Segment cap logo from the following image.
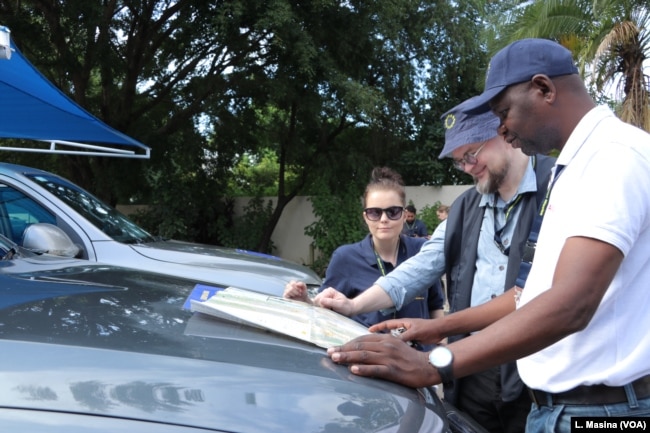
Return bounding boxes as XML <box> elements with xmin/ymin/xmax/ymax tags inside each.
<box><xmin>444</xmin><ymin>113</ymin><xmax>456</xmax><ymax>129</ymax></box>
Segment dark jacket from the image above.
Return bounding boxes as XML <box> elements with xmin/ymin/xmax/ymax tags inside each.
<box><xmin>402</xmin><ymin>219</ymin><xmax>428</xmax><ymax>238</ymax></box>
<box><xmin>443</xmin><ymin>154</ymin><xmax>556</xmax><ymax>403</ymax></box>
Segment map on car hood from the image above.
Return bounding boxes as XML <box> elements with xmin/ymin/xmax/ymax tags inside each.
<box><xmin>190</xmin><ymin>287</ymin><xmax>369</xmax><ymax>349</ymax></box>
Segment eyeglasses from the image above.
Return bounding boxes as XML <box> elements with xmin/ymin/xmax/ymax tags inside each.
<box><xmin>452</xmin><ymin>141</ymin><xmax>488</xmax><ymax>171</ymax></box>
<box><xmin>364</xmin><ymin>206</ymin><xmax>404</xmax><ymax>221</ymax></box>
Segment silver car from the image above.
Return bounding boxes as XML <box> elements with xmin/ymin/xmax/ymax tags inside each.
<box><xmin>0</xmin><ymin>162</ymin><xmax>321</xmax><ymax>296</ymax></box>
<box><xmin>0</xmin><ymin>235</ymin><xmax>484</xmax><ymax>433</ymax></box>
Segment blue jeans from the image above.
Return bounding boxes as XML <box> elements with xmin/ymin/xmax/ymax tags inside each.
<box><xmin>526</xmin><ymin>392</ymin><xmax>650</xmax><ymax>433</ymax></box>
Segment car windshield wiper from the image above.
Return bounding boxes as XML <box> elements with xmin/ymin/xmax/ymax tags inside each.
<box><xmin>122</xmin><ymin>235</ymin><xmax>161</xmax><ymax>245</ymax></box>
<box><xmin>124</xmin><ymin>235</ymin><xmax>167</xmax><ymax>244</ymax></box>
<box><xmin>1</xmin><ymin>247</ymin><xmax>17</xmax><ymax>260</ymax></box>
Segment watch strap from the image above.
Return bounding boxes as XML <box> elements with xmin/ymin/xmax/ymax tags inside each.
<box><xmin>436</xmin><ymin>363</ymin><xmax>454</xmax><ymax>386</ymax></box>
<box><xmin>428</xmin><ymin>346</ymin><xmax>454</xmax><ymax>387</ymax></box>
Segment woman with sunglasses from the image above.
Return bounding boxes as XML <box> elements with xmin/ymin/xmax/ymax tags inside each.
<box><xmin>284</xmin><ymin>167</ymin><xmax>444</xmax><ymax>330</ymax></box>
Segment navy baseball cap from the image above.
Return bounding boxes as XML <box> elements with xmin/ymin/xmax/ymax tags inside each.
<box><xmin>462</xmin><ymin>38</ymin><xmax>579</xmax><ymax>114</ymax></box>
<box><xmin>438</xmin><ymin>96</ymin><xmax>500</xmax><ymax>159</ymax></box>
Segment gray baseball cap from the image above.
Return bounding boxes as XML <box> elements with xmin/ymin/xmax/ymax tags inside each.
<box><xmin>438</xmin><ymin>96</ymin><xmax>500</xmax><ymax>159</ymax></box>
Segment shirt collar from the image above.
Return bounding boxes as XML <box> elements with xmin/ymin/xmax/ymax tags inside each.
<box><xmin>556</xmin><ymin>105</ymin><xmax>614</xmax><ymax>169</ymax></box>
<box><xmin>360</xmin><ymin>234</ymin><xmax>377</xmax><ymax>266</ymax></box>
<box><xmin>362</xmin><ymin>234</ymin><xmax>408</xmax><ymax>267</ymax></box>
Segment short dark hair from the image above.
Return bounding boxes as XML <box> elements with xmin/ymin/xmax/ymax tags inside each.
<box><xmin>405</xmin><ymin>204</ymin><xmax>416</xmax><ymax>213</ymax></box>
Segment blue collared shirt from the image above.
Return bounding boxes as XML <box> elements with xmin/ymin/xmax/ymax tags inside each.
<box><xmin>320</xmin><ymin>234</ymin><xmax>443</xmax><ymax>327</ymax></box>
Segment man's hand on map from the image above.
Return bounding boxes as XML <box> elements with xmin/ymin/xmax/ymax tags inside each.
<box><xmin>369</xmin><ymin>318</ymin><xmax>445</xmax><ymax>346</ymax></box>
<box><xmin>283</xmin><ymin>280</ymin><xmax>312</xmax><ymax>304</ymax></box>
<box><xmin>326</xmin><ymin>333</ymin><xmax>437</xmax><ymax>388</ymax></box>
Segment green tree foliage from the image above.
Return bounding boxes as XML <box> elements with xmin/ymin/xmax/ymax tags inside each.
<box><xmin>394</xmin><ymin>2</ymin><xmax>491</xmax><ymax>186</ymax></box>
<box><xmin>304</xmin><ymin>178</ymin><xmax>368</xmax><ymax>276</ymax></box>
<box><xmin>215</xmin><ymin>195</ymin><xmax>277</xmax><ymax>253</ymax></box>
<box><xmin>207</xmin><ymin>1</ymin><xmax>488</xmax><ymax>251</ymax></box>
<box><xmin>407</xmin><ymin>199</ymin><xmax>444</xmax><ymax>235</ymax></box>
<box><xmin>228</xmin><ymin>149</ymin><xmax>287</xmax><ymax>197</ymax></box>
<box><xmin>0</xmin><ymin>0</ymin><xmax>487</xmax><ymax>252</ymax></box>
<box><xmin>0</xmin><ymin>0</ymin><xmax>254</xmax><ymax>213</ymax></box>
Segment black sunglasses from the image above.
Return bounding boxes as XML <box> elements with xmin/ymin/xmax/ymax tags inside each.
<box><xmin>364</xmin><ymin>206</ymin><xmax>404</xmax><ymax>221</ymax></box>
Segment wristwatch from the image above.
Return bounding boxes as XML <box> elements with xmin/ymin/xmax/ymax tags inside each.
<box><xmin>428</xmin><ymin>346</ymin><xmax>454</xmax><ymax>386</ymax></box>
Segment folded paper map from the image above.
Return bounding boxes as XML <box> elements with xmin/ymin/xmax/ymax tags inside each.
<box><xmin>190</xmin><ymin>287</ymin><xmax>370</xmax><ymax>349</ymax></box>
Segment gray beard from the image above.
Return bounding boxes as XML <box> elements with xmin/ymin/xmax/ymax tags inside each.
<box><xmin>474</xmin><ymin>160</ymin><xmax>509</xmax><ymax>195</ymax></box>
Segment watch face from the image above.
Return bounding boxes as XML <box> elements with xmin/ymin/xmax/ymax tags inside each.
<box><xmin>429</xmin><ymin>346</ymin><xmax>453</xmax><ymax>367</ymax></box>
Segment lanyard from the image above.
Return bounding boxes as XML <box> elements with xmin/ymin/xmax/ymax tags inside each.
<box><xmin>374</xmin><ymin>249</ymin><xmax>388</xmax><ymax>276</ymax></box>
<box><xmin>493</xmin><ymin>155</ymin><xmax>536</xmax><ymax>256</ymax></box>
<box><xmin>372</xmin><ymin>237</ymin><xmax>400</xmax><ymax>276</ymax></box>
<box><xmin>373</xmin><ymin>241</ymin><xmax>400</xmax><ymax>318</ymax></box>
<box><xmin>515</xmin><ymin>163</ymin><xmax>566</xmax><ymax>289</ymax></box>
<box><xmin>493</xmin><ymin>194</ymin><xmax>523</xmax><ymax>256</ymax></box>
<box><xmin>528</xmin><ymin>164</ymin><xmax>566</xmax><ymax>244</ymax></box>
<box><xmin>373</xmin><ymin>244</ymin><xmax>398</xmax><ymax>276</ymax></box>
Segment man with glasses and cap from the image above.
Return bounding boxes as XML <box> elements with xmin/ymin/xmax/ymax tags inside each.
<box><xmin>313</xmin><ymin>96</ymin><xmax>555</xmax><ymax>433</ymax></box>
<box><xmin>325</xmin><ymin>38</ymin><xmax>650</xmax><ymax>432</ymax></box>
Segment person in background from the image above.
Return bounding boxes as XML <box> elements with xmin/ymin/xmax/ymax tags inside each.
<box><xmin>436</xmin><ymin>204</ymin><xmax>449</xmax><ymax>222</ymax></box>
<box><xmin>402</xmin><ymin>204</ymin><xmax>428</xmax><ymax>238</ymax></box>
<box><xmin>284</xmin><ymin>167</ymin><xmax>444</xmax><ymax>329</ymax></box>
<box><xmin>325</xmin><ymin>38</ymin><xmax>650</xmax><ymax>433</ymax></box>
<box><xmin>313</xmin><ymin>96</ymin><xmax>556</xmax><ymax>433</ymax></box>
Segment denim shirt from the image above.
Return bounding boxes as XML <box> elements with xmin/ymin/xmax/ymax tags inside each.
<box><xmin>471</xmin><ymin>167</ymin><xmax>537</xmax><ymax>305</ymax></box>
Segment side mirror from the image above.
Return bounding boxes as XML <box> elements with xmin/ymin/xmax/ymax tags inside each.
<box><xmin>22</xmin><ymin>223</ymin><xmax>81</xmax><ymax>258</ymax></box>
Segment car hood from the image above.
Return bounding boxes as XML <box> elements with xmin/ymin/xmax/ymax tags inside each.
<box><xmin>131</xmin><ymin>239</ymin><xmax>321</xmax><ymax>286</ymax></box>
<box><xmin>0</xmin><ymin>265</ymin><xmax>449</xmax><ymax>433</ymax></box>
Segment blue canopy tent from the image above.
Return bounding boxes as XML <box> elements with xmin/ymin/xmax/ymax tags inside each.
<box><xmin>0</xmin><ymin>27</ymin><xmax>150</xmax><ymax>159</ymax></box>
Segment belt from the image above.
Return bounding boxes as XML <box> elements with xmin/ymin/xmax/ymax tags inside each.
<box><xmin>528</xmin><ymin>375</ymin><xmax>650</xmax><ymax>406</ymax></box>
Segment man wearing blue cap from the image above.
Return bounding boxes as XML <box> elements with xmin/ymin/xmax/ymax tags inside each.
<box><xmin>326</xmin><ymin>38</ymin><xmax>650</xmax><ymax>432</ymax></box>
<box><xmin>314</xmin><ymin>95</ymin><xmax>555</xmax><ymax>432</ymax></box>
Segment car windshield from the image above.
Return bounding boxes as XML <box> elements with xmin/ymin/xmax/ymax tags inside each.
<box><xmin>27</xmin><ymin>174</ymin><xmax>157</xmax><ymax>244</ymax></box>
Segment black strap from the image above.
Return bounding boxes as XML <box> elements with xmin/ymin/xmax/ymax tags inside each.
<box><xmin>515</xmin><ymin>164</ymin><xmax>565</xmax><ymax>288</ymax></box>
<box><xmin>493</xmin><ymin>194</ymin><xmax>523</xmax><ymax>256</ymax></box>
